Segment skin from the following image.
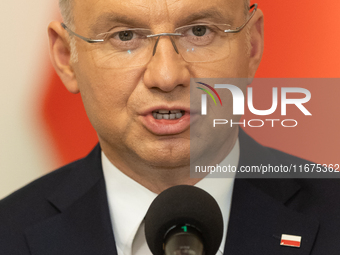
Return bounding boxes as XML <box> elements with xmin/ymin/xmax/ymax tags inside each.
<box><xmin>48</xmin><ymin>0</ymin><xmax>263</xmax><ymax>194</ymax></box>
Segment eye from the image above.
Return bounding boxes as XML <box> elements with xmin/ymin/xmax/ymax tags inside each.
<box><xmin>104</xmin><ymin>29</ymin><xmax>150</xmax><ymax>51</ymax></box>
<box><xmin>178</xmin><ymin>24</ymin><xmax>216</xmax><ymax>46</ymax></box>
<box><xmin>191</xmin><ymin>26</ymin><xmax>207</xmax><ymax>37</ymax></box>
<box><xmin>118</xmin><ymin>31</ymin><xmax>134</xmax><ymax>41</ymax></box>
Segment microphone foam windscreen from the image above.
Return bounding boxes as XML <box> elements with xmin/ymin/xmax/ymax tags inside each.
<box><xmin>145</xmin><ymin>185</ymin><xmax>223</xmax><ymax>255</ymax></box>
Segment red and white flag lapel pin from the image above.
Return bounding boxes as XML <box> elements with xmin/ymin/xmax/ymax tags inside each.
<box><xmin>280</xmin><ymin>234</ymin><xmax>302</xmax><ymax>248</ymax></box>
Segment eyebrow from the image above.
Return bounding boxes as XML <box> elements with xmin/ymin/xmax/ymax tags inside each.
<box><xmin>89</xmin><ymin>8</ymin><xmax>233</xmax><ymax>35</ymax></box>
<box><xmin>90</xmin><ymin>12</ymin><xmax>149</xmax><ymax>34</ymax></box>
<box><xmin>176</xmin><ymin>8</ymin><xmax>233</xmax><ymax>27</ymax></box>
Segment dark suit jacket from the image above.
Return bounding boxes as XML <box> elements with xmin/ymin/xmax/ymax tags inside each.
<box><xmin>1</xmin><ymin>129</ymin><xmax>340</xmax><ymax>255</ymax></box>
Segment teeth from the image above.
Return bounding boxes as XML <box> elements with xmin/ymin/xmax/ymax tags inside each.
<box><xmin>152</xmin><ymin>109</ymin><xmax>185</xmax><ymax>120</ymax></box>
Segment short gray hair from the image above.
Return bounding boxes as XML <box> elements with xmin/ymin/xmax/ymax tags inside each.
<box><xmin>59</xmin><ymin>0</ymin><xmax>78</xmax><ymax>62</ymax></box>
<box><xmin>59</xmin><ymin>0</ymin><xmax>74</xmax><ymax>29</ymax></box>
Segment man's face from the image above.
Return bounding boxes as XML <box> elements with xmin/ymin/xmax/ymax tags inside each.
<box><xmin>70</xmin><ymin>0</ymin><xmax>255</xmax><ymax>169</ymax></box>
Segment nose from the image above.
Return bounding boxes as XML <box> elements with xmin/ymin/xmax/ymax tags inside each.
<box><xmin>143</xmin><ymin>36</ymin><xmax>190</xmax><ymax>92</ymax></box>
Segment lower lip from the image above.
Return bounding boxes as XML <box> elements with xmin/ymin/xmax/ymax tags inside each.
<box><xmin>139</xmin><ymin>113</ymin><xmax>191</xmax><ymax>135</ymax></box>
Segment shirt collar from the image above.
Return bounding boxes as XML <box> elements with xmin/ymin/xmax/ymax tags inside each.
<box><xmin>102</xmin><ymin>139</ymin><xmax>239</xmax><ymax>255</ymax></box>
<box><xmin>195</xmin><ymin>138</ymin><xmax>239</xmax><ymax>253</ymax></box>
<box><xmin>102</xmin><ymin>154</ymin><xmax>157</xmax><ymax>255</ymax></box>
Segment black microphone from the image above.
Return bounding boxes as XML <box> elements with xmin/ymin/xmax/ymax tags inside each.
<box><xmin>145</xmin><ymin>185</ymin><xmax>223</xmax><ymax>255</ymax></box>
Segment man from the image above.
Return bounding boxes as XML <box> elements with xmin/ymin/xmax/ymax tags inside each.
<box><xmin>1</xmin><ymin>0</ymin><xmax>340</xmax><ymax>254</ymax></box>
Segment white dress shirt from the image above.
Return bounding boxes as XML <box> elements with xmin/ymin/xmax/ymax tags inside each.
<box><xmin>102</xmin><ymin>139</ymin><xmax>239</xmax><ymax>255</ymax></box>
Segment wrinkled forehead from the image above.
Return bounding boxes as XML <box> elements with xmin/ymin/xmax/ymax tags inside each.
<box><xmin>72</xmin><ymin>0</ymin><xmax>244</xmax><ymax>33</ymax></box>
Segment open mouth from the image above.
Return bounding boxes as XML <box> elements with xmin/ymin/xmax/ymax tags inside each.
<box><xmin>140</xmin><ymin>108</ymin><xmax>191</xmax><ymax>135</ymax></box>
<box><xmin>152</xmin><ymin>110</ymin><xmax>186</xmax><ymax>120</ymax></box>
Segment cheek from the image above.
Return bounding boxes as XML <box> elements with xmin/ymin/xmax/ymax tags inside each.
<box><xmin>188</xmin><ymin>46</ymin><xmax>249</xmax><ymax>78</ymax></box>
<box><xmin>74</xmin><ymin>58</ymin><xmax>143</xmax><ymax>136</ymax></box>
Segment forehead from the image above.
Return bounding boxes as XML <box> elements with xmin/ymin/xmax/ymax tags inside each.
<box><xmin>73</xmin><ymin>0</ymin><xmax>243</xmax><ymax>31</ymax></box>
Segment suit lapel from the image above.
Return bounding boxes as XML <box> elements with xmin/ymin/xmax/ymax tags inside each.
<box><xmin>224</xmin><ymin>179</ymin><xmax>319</xmax><ymax>255</ymax></box>
<box><xmin>23</xmin><ymin>130</ymin><xmax>320</xmax><ymax>255</ymax></box>
<box><xmin>25</xmin><ymin>145</ymin><xmax>118</xmax><ymax>255</ymax></box>
<box><xmin>223</xmin><ymin>129</ymin><xmax>320</xmax><ymax>255</ymax></box>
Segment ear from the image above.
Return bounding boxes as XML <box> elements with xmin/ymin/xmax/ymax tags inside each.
<box><xmin>248</xmin><ymin>8</ymin><xmax>264</xmax><ymax>79</ymax></box>
<box><xmin>48</xmin><ymin>21</ymin><xmax>79</xmax><ymax>94</ymax></box>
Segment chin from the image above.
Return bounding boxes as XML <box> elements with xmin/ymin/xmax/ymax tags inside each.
<box><xmin>148</xmin><ymin>158</ymin><xmax>190</xmax><ymax>169</ymax></box>
<box><xmin>140</xmin><ymin>149</ymin><xmax>191</xmax><ymax>169</ymax></box>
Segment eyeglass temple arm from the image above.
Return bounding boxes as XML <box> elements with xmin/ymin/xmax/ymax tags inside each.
<box><xmin>224</xmin><ymin>3</ymin><xmax>258</xmax><ymax>33</ymax></box>
<box><xmin>61</xmin><ymin>23</ymin><xmax>104</xmax><ymax>43</ymax></box>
